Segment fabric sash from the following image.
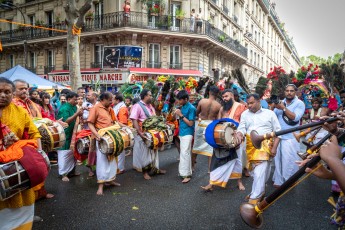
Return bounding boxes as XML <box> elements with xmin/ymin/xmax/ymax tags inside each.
<box><xmin>228</xmin><ymin>102</ymin><xmax>240</xmax><ymax>120</ymax></box>
<box><xmin>245</xmin><ymin>134</ymin><xmax>272</xmax><ymax>170</ymax></box>
<box><xmin>204</xmin><ymin>118</ymin><xmax>239</xmax><ymax>148</ymax></box>
<box><xmin>138</xmin><ymin>102</ymin><xmax>151</xmax><ymax>118</ymax></box>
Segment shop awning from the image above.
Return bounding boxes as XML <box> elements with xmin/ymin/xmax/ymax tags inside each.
<box><xmin>129</xmin><ymin>67</ymin><xmax>202</xmax><ymax>77</ymax></box>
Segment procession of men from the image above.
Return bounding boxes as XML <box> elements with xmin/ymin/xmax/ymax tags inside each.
<box><xmin>1</xmin><ymin>76</ymin><xmax>345</xmax><ymax>229</ymax></box>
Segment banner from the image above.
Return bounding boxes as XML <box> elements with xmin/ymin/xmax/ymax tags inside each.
<box><xmin>103</xmin><ymin>46</ymin><xmax>143</xmax><ymax>68</ymax></box>
<box><xmin>49</xmin><ymin>72</ymin><xmax>129</xmax><ymax>85</ymax></box>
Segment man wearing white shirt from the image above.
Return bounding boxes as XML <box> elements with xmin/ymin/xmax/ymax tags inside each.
<box><xmin>236</xmin><ymin>94</ymin><xmax>281</xmax><ymax>204</ymax></box>
<box><xmin>272</xmin><ymin>84</ymin><xmax>305</xmax><ymax>187</ymax></box>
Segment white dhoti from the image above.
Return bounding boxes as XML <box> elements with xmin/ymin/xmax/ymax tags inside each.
<box><xmin>96</xmin><ymin>142</ymin><xmax>117</xmax><ymax>183</ymax></box>
<box><xmin>249</xmin><ymin>161</ymin><xmax>271</xmax><ymax>199</ymax></box>
<box><xmin>133</xmin><ymin>135</ymin><xmax>159</xmax><ymax>172</ymax></box>
<box><xmin>273</xmin><ymin>138</ymin><xmax>300</xmax><ymax>186</ymax></box>
<box><xmin>58</xmin><ymin>150</ymin><xmax>76</xmax><ymax>176</ymax></box>
<box><xmin>192</xmin><ymin>120</ymin><xmax>213</xmax><ymax>157</ymax></box>
<box><xmin>117</xmin><ymin>151</ymin><xmax>126</xmax><ymax>172</ymax></box>
<box><xmin>0</xmin><ymin>204</ymin><xmax>34</xmax><ymax>230</ymax></box>
<box><xmin>179</xmin><ymin>135</ymin><xmax>193</xmax><ymax>178</ymax></box>
<box><xmin>209</xmin><ymin>145</ymin><xmax>243</xmax><ymax>188</ymax></box>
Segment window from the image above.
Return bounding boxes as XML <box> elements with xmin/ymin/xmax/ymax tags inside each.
<box><xmin>94</xmin><ymin>44</ymin><xmax>103</xmax><ymax>67</ymax></box>
<box><xmin>170</xmin><ymin>45</ymin><xmax>181</xmax><ymax>69</ymax></box>
<box><xmin>149</xmin><ymin>43</ymin><xmax>160</xmax><ymax>68</ymax></box>
<box><xmin>46</xmin><ymin>11</ymin><xmax>53</xmax><ymax>36</ymax></box>
<box><xmin>9</xmin><ymin>54</ymin><xmax>15</xmax><ymax>68</ymax></box>
<box><xmin>94</xmin><ymin>1</ymin><xmax>104</xmax><ymax>29</ymax></box>
<box><xmin>29</xmin><ymin>52</ymin><xmax>36</xmax><ymax>68</ymax></box>
<box><xmin>47</xmin><ymin>50</ymin><xmax>54</xmax><ymax>66</ymax></box>
<box><xmin>170</xmin><ymin>2</ymin><xmax>181</xmax><ymax>31</ymax></box>
<box><xmin>254</xmin><ymin>52</ymin><xmax>256</xmax><ymax>66</ymax></box>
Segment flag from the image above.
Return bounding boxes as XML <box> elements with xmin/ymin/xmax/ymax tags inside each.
<box><xmin>0</xmin><ymin>39</ymin><xmax>2</xmax><ymax>52</ymax></box>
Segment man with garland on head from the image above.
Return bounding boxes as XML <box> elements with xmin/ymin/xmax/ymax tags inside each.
<box><xmin>236</xmin><ymin>93</ymin><xmax>281</xmax><ymax>204</ymax></box>
<box><xmin>88</xmin><ymin>92</ymin><xmax>123</xmax><ymax>195</ymax></box>
<box><xmin>0</xmin><ymin>77</ymin><xmax>43</xmax><ymax>229</ymax></box>
<box><xmin>272</xmin><ymin>84</ymin><xmax>305</xmax><ymax>188</ymax></box>
<box><xmin>202</xmin><ymin>89</ymin><xmax>247</xmax><ymax>191</ymax></box>
<box><xmin>130</xmin><ymin>89</ymin><xmax>166</xmax><ymax>180</ymax></box>
<box><xmin>192</xmin><ymin>85</ymin><xmax>221</xmax><ymax>171</ymax></box>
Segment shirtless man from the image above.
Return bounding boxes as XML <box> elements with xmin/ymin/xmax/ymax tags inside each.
<box><xmin>192</xmin><ymin>86</ymin><xmax>221</xmax><ymax>171</ymax></box>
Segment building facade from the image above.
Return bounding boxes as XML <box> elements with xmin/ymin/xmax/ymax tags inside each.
<box><xmin>0</xmin><ymin>0</ymin><xmax>300</xmax><ymax>87</ymax></box>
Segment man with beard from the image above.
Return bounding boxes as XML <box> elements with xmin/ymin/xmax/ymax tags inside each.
<box><xmin>236</xmin><ymin>94</ymin><xmax>281</xmax><ymax>204</ymax></box>
<box><xmin>201</xmin><ymin>89</ymin><xmax>247</xmax><ymax>191</ymax></box>
<box><xmin>81</xmin><ymin>91</ymin><xmax>98</xmax><ymax>177</ymax></box>
<box><xmin>192</xmin><ymin>86</ymin><xmax>221</xmax><ymax>171</ymax></box>
<box><xmin>272</xmin><ymin>84</ymin><xmax>305</xmax><ymax>188</ymax></box>
<box><xmin>130</xmin><ymin>89</ymin><xmax>166</xmax><ymax>180</ymax></box>
<box><xmin>88</xmin><ymin>92</ymin><xmax>123</xmax><ymax>195</ymax></box>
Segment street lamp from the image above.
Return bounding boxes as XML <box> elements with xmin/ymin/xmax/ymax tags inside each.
<box><xmin>0</xmin><ymin>2</ymin><xmax>28</xmax><ymax>68</ymax></box>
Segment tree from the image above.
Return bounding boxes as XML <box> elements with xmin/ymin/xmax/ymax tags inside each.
<box><xmin>64</xmin><ymin>0</ymin><xmax>92</xmax><ymax>91</ymax></box>
<box><xmin>300</xmin><ymin>53</ymin><xmax>342</xmax><ymax>66</ymax></box>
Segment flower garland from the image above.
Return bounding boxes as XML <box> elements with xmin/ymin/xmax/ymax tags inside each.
<box><xmin>296</xmin><ymin>63</ymin><xmax>320</xmax><ymax>82</ymax></box>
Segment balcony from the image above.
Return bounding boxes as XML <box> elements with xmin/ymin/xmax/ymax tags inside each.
<box><xmin>211</xmin><ymin>0</ymin><xmax>218</xmax><ymax>4</ymax></box>
<box><xmin>169</xmin><ymin>63</ymin><xmax>183</xmax><ymax>69</ymax></box>
<box><xmin>1</xmin><ymin>11</ymin><xmax>247</xmax><ymax>59</ymax></box>
<box><xmin>91</xmin><ymin>62</ymin><xmax>102</xmax><ymax>68</ymax></box>
<box><xmin>62</xmin><ymin>64</ymin><xmax>69</xmax><ymax>70</ymax></box>
<box><xmin>27</xmin><ymin>66</ymin><xmax>36</xmax><ymax>74</ymax></box>
<box><xmin>146</xmin><ymin>62</ymin><xmax>162</xmax><ymax>68</ymax></box>
<box><xmin>44</xmin><ymin>65</ymin><xmax>55</xmax><ymax>74</ymax></box>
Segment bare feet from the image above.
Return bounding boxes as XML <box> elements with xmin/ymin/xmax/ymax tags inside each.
<box><xmin>182</xmin><ymin>178</ymin><xmax>191</xmax><ymax>183</ymax></box>
<box><xmin>117</xmin><ymin>170</ymin><xmax>125</xmax><ymax>175</ymax></box>
<box><xmin>46</xmin><ymin>193</ymin><xmax>54</xmax><ymax>199</ymax></box>
<box><xmin>125</xmin><ymin>150</ymin><xmax>132</xmax><ymax>156</ymax></box>
<box><xmin>105</xmin><ymin>181</ymin><xmax>121</xmax><ymax>186</ymax></box>
<box><xmin>88</xmin><ymin>171</ymin><xmax>95</xmax><ymax>177</ymax></box>
<box><xmin>158</xmin><ymin>169</ymin><xmax>166</xmax><ymax>174</ymax></box>
<box><xmin>237</xmin><ymin>180</ymin><xmax>245</xmax><ymax>191</ymax></box>
<box><xmin>201</xmin><ymin>184</ymin><xmax>213</xmax><ymax>192</ymax></box>
<box><xmin>96</xmin><ymin>184</ymin><xmax>104</xmax><ymax>195</ymax></box>
<box><xmin>62</xmin><ymin>176</ymin><xmax>69</xmax><ymax>182</ymax></box>
<box><xmin>244</xmin><ymin>168</ymin><xmax>250</xmax><ymax>177</ymax></box>
<box><xmin>143</xmin><ymin>173</ymin><xmax>151</xmax><ymax>180</ymax></box>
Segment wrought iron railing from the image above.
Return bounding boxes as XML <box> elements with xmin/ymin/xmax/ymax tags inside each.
<box><xmin>146</xmin><ymin>62</ymin><xmax>162</xmax><ymax>68</ymax></box>
<box><xmin>62</xmin><ymin>64</ymin><xmax>69</xmax><ymax>70</ymax></box>
<box><xmin>91</xmin><ymin>62</ymin><xmax>102</xmax><ymax>68</ymax></box>
<box><xmin>44</xmin><ymin>65</ymin><xmax>55</xmax><ymax>74</ymax></box>
<box><xmin>1</xmin><ymin>11</ymin><xmax>247</xmax><ymax>58</ymax></box>
<box><xmin>169</xmin><ymin>62</ymin><xmax>183</xmax><ymax>69</ymax></box>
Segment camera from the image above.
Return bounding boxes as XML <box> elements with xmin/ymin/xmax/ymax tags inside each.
<box><xmin>270</xmin><ymin>95</ymin><xmax>280</xmax><ymax>104</ymax></box>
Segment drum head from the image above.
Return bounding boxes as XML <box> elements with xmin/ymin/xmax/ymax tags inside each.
<box><xmin>99</xmin><ymin>137</ymin><xmax>112</xmax><ymax>155</ymax></box>
<box><xmin>224</xmin><ymin>125</ymin><xmax>235</xmax><ymax>146</ymax></box>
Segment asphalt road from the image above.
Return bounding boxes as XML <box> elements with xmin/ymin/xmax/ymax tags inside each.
<box><xmin>33</xmin><ymin>147</ymin><xmax>336</xmax><ymax>230</ymax></box>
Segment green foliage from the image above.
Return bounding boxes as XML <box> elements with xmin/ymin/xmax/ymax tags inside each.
<box><xmin>218</xmin><ymin>35</ymin><xmax>225</xmax><ymax>42</ymax></box>
<box><xmin>255</xmin><ymin>77</ymin><xmax>269</xmax><ymax>98</ymax></box>
<box><xmin>301</xmin><ymin>53</ymin><xmax>343</xmax><ymax>66</ymax></box>
<box><xmin>143</xmin><ymin>79</ymin><xmax>159</xmax><ymax>98</ymax></box>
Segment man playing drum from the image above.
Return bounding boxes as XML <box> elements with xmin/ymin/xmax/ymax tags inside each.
<box><xmin>236</xmin><ymin>94</ymin><xmax>281</xmax><ymax>205</ymax></box>
<box><xmin>0</xmin><ymin>77</ymin><xmax>43</xmax><ymax>229</ymax></box>
<box><xmin>113</xmin><ymin>93</ymin><xmax>129</xmax><ymax>174</ymax></box>
<box><xmin>192</xmin><ymin>86</ymin><xmax>221</xmax><ymax>171</ymax></box>
<box><xmin>130</xmin><ymin>89</ymin><xmax>166</xmax><ymax>180</ymax></box>
<box><xmin>202</xmin><ymin>89</ymin><xmax>247</xmax><ymax>191</ymax></box>
<box><xmin>57</xmin><ymin>92</ymin><xmax>83</xmax><ymax>182</ymax></box>
<box><xmin>88</xmin><ymin>92</ymin><xmax>122</xmax><ymax>195</ymax></box>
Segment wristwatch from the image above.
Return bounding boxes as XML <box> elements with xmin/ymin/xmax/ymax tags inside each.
<box><xmin>180</xmin><ymin>116</ymin><xmax>185</xmax><ymax>120</ymax></box>
<box><xmin>283</xmin><ymin>108</ymin><xmax>287</xmax><ymax>112</ymax></box>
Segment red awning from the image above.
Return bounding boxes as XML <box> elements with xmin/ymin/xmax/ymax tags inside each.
<box><xmin>49</xmin><ymin>68</ymin><xmax>102</xmax><ymax>74</ymax></box>
<box><xmin>129</xmin><ymin>67</ymin><xmax>202</xmax><ymax>77</ymax></box>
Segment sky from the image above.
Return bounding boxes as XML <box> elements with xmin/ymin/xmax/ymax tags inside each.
<box><xmin>274</xmin><ymin>0</ymin><xmax>345</xmax><ymax>58</ymax></box>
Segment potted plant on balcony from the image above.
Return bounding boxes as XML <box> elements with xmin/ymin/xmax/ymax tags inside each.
<box><xmin>175</xmin><ymin>9</ymin><xmax>185</xmax><ymax>20</ymax></box>
<box><xmin>218</xmin><ymin>35</ymin><xmax>225</xmax><ymax>42</ymax></box>
<box><xmin>55</xmin><ymin>13</ymin><xmax>62</xmax><ymax>25</ymax></box>
<box><xmin>35</xmin><ymin>19</ymin><xmax>45</xmax><ymax>27</ymax></box>
<box><xmin>85</xmin><ymin>11</ymin><xmax>94</xmax><ymax>20</ymax></box>
<box><xmin>149</xmin><ymin>3</ymin><xmax>160</xmax><ymax>16</ymax></box>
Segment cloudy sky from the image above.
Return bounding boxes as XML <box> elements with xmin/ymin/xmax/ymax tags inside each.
<box><xmin>274</xmin><ymin>0</ymin><xmax>345</xmax><ymax>58</ymax></box>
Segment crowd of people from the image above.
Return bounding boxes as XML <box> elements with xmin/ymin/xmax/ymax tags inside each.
<box><xmin>1</xmin><ymin>76</ymin><xmax>345</xmax><ymax>229</ymax></box>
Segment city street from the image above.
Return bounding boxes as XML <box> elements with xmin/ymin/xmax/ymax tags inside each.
<box><xmin>34</xmin><ymin>147</ymin><xmax>336</xmax><ymax>230</ymax></box>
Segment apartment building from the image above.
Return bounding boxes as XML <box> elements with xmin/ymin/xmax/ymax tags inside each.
<box><xmin>0</xmin><ymin>0</ymin><xmax>299</xmax><ymax>88</ymax></box>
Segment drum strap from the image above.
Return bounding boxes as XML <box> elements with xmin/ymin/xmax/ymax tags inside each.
<box><xmin>138</xmin><ymin>102</ymin><xmax>152</xmax><ymax>118</ymax></box>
